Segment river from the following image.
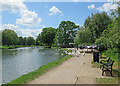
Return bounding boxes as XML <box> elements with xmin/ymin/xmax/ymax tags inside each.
<box><xmin>2</xmin><ymin>46</ymin><xmax>67</xmax><ymax>84</ymax></box>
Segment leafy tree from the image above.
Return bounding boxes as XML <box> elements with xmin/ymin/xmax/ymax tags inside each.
<box><xmin>36</xmin><ymin>34</ymin><xmax>42</xmax><ymax>45</ymax></box>
<box><xmin>95</xmin><ymin>6</ymin><xmax>120</xmax><ymax>50</ymax></box>
<box><xmin>74</xmin><ymin>37</ymin><xmax>79</xmax><ymax>50</ymax></box>
<box><xmin>26</xmin><ymin>37</ymin><xmax>35</xmax><ymax>46</ymax></box>
<box><xmin>23</xmin><ymin>37</ymin><xmax>27</xmax><ymax>45</ymax></box>
<box><xmin>0</xmin><ymin>31</ymin><xmax>2</xmax><ymax>45</ymax></box>
<box><xmin>18</xmin><ymin>36</ymin><xmax>24</xmax><ymax>45</ymax></box>
<box><xmin>56</xmin><ymin>21</ymin><xmax>78</xmax><ymax>44</ymax></box>
<box><xmin>41</xmin><ymin>27</ymin><xmax>56</xmax><ymax>48</ymax></box>
<box><xmin>2</xmin><ymin>29</ymin><xmax>19</xmax><ymax>45</ymax></box>
<box><xmin>84</xmin><ymin>12</ymin><xmax>112</xmax><ymax>40</ymax></box>
<box><xmin>84</xmin><ymin>16</ymin><xmax>91</xmax><ymax>28</ymax></box>
<box><xmin>76</xmin><ymin>29</ymin><xmax>94</xmax><ymax>45</ymax></box>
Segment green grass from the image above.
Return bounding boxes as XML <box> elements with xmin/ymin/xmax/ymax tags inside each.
<box><xmin>60</xmin><ymin>48</ymin><xmax>72</xmax><ymax>53</ymax></box>
<box><xmin>6</xmin><ymin>55</ymin><xmax>72</xmax><ymax>84</ymax></box>
<box><xmin>0</xmin><ymin>45</ymin><xmax>38</xmax><ymax>49</ymax></box>
<box><xmin>96</xmin><ymin>77</ymin><xmax>118</xmax><ymax>84</ymax></box>
<box><xmin>102</xmin><ymin>48</ymin><xmax>118</xmax><ymax>62</ymax></box>
<box><xmin>92</xmin><ymin>61</ymin><xmax>100</xmax><ymax>68</ymax></box>
<box><xmin>61</xmin><ymin>48</ymin><xmax>68</xmax><ymax>51</ymax></box>
<box><xmin>94</xmin><ymin>48</ymin><xmax>119</xmax><ymax>84</ymax></box>
<box><xmin>51</xmin><ymin>46</ymin><xmax>61</xmax><ymax>49</ymax></box>
<box><xmin>0</xmin><ymin>46</ymin><xmax>9</xmax><ymax>49</ymax></box>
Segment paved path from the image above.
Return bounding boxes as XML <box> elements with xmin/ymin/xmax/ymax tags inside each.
<box><xmin>28</xmin><ymin>53</ymin><xmax>106</xmax><ymax>84</ymax></box>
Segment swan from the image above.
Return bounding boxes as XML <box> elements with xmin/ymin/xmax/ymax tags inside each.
<box><xmin>82</xmin><ymin>52</ymin><xmax>85</xmax><ymax>56</ymax></box>
<box><xmin>61</xmin><ymin>53</ymin><xmax>64</xmax><ymax>55</ymax></box>
<box><xmin>42</xmin><ymin>53</ymin><xmax>45</xmax><ymax>55</ymax></box>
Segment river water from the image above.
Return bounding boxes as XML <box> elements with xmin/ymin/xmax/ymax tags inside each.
<box><xmin>2</xmin><ymin>47</ymin><xmax>67</xmax><ymax>84</ymax></box>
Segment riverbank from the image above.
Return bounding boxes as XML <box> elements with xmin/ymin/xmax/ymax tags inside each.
<box><xmin>6</xmin><ymin>48</ymin><xmax>72</xmax><ymax>84</ymax></box>
<box><xmin>0</xmin><ymin>45</ymin><xmax>39</xmax><ymax>49</ymax></box>
<box><xmin>28</xmin><ymin>52</ymin><xmax>107</xmax><ymax>84</ymax></box>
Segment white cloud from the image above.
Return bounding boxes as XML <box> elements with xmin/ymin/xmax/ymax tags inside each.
<box><xmin>16</xmin><ymin>10</ymin><xmax>41</xmax><ymax>27</ymax></box>
<box><xmin>2</xmin><ymin>24</ymin><xmax>42</xmax><ymax>38</ymax></box>
<box><xmin>0</xmin><ymin>0</ymin><xmax>27</xmax><ymax>13</ymax></box>
<box><xmin>96</xmin><ymin>3</ymin><xmax>118</xmax><ymax>12</ymax></box>
<box><xmin>39</xmin><ymin>25</ymin><xmax>46</xmax><ymax>28</ymax></box>
<box><xmin>0</xmin><ymin>0</ymin><xmax>42</xmax><ymax>27</ymax></box>
<box><xmin>107</xmin><ymin>0</ymin><xmax>120</xmax><ymax>2</ymax></box>
<box><xmin>72</xmin><ymin>0</ymin><xmax>79</xmax><ymax>2</ymax></box>
<box><xmin>49</xmin><ymin>6</ymin><xmax>63</xmax><ymax>16</ymax></box>
<box><xmin>87</xmin><ymin>0</ymin><xmax>92</xmax><ymax>1</ymax></box>
<box><xmin>88</xmin><ymin>4</ymin><xmax>95</xmax><ymax>9</ymax></box>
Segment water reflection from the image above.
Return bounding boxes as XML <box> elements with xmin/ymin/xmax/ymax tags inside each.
<box><xmin>2</xmin><ymin>47</ymin><xmax>66</xmax><ymax>84</ymax></box>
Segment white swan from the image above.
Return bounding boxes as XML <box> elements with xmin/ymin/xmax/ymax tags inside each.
<box><xmin>76</xmin><ymin>50</ymin><xmax>80</xmax><ymax>57</ymax></box>
<box><xmin>61</xmin><ymin>53</ymin><xmax>64</xmax><ymax>55</ymax></box>
<box><xmin>82</xmin><ymin>52</ymin><xmax>85</xmax><ymax>56</ymax></box>
<box><xmin>42</xmin><ymin>53</ymin><xmax>45</xmax><ymax>55</ymax></box>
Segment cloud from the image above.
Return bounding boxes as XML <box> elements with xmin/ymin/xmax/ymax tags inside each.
<box><xmin>107</xmin><ymin>0</ymin><xmax>120</xmax><ymax>2</ymax></box>
<box><xmin>0</xmin><ymin>0</ymin><xmax>42</xmax><ymax>27</ymax></box>
<box><xmin>16</xmin><ymin>10</ymin><xmax>42</xmax><ymax>27</ymax></box>
<box><xmin>49</xmin><ymin>6</ymin><xmax>63</xmax><ymax>16</ymax></box>
<box><xmin>0</xmin><ymin>0</ymin><xmax>27</xmax><ymax>13</ymax></box>
<box><xmin>88</xmin><ymin>4</ymin><xmax>95</xmax><ymax>9</ymax></box>
<box><xmin>2</xmin><ymin>24</ymin><xmax>42</xmax><ymax>38</ymax></box>
<box><xmin>72</xmin><ymin>0</ymin><xmax>79</xmax><ymax>2</ymax></box>
<box><xmin>96</xmin><ymin>3</ymin><xmax>118</xmax><ymax>12</ymax></box>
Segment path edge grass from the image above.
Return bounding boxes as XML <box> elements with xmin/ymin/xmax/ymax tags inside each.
<box><xmin>93</xmin><ymin>48</ymin><xmax>119</xmax><ymax>84</ymax></box>
<box><xmin>6</xmin><ymin>54</ymin><xmax>72</xmax><ymax>84</ymax></box>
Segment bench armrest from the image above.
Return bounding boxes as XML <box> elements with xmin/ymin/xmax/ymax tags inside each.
<box><xmin>100</xmin><ymin>60</ymin><xmax>107</xmax><ymax>63</ymax></box>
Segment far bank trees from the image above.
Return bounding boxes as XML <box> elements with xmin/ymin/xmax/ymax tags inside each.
<box><xmin>41</xmin><ymin>27</ymin><xmax>56</xmax><ymax>48</ymax></box>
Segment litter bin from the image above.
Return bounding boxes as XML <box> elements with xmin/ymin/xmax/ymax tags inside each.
<box><xmin>93</xmin><ymin>52</ymin><xmax>99</xmax><ymax>63</ymax></box>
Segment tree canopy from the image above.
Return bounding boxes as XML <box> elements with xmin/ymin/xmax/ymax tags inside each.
<box><xmin>41</xmin><ymin>27</ymin><xmax>56</xmax><ymax>48</ymax></box>
<box><xmin>75</xmin><ymin>12</ymin><xmax>112</xmax><ymax>46</ymax></box>
<box><xmin>2</xmin><ymin>29</ymin><xmax>19</xmax><ymax>45</ymax></box>
<box><xmin>56</xmin><ymin>21</ymin><xmax>78</xmax><ymax>44</ymax></box>
<box><xmin>95</xmin><ymin>7</ymin><xmax>120</xmax><ymax>51</ymax></box>
<box><xmin>26</xmin><ymin>37</ymin><xmax>35</xmax><ymax>45</ymax></box>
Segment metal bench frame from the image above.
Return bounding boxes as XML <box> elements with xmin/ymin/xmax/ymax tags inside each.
<box><xmin>100</xmin><ymin>58</ymin><xmax>114</xmax><ymax>76</ymax></box>
<box><xmin>100</xmin><ymin>57</ymin><xmax>110</xmax><ymax>69</ymax></box>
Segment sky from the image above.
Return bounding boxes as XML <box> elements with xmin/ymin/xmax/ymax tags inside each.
<box><xmin>0</xmin><ymin>0</ymin><xmax>119</xmax><ymax>38</ymax></box>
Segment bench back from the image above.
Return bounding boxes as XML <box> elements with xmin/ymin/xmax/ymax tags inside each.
<box><xmin>107</xmin><ymin>59</ymin><xmax>114</xmax><ymax>66</ymax></box>
<box><xmin>107</xmin><ymin>57</ymin><xmax>110</xmax><ymax>62</ymax></box>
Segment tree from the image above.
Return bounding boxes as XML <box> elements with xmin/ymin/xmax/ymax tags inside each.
<box><xmin>41</xmin><ymin>27</ymin><xmax>56</xmax><ymax>48</ymax></box>
<box><xmin>18</xmin><ymin>36</ymin><xmax>24</xmax><ymax>45</ymax></box>
<box><xmin>76</xmin><ymin>29</ymin><xmax>94</xmax><ymax>45</ymax></box>
<box><xmin>84</xmin><ymin>12</ymin><xmax>112</xmax><ymax>40</ymax></box>
<box><xmin>23</xmin><ymin>37</ymin><xmax>27</xmax><ymax>45</ymax></box>
<box><xmin>36</xmin><ymin>34</ymin><xmax>42</xmax><ymax>45</ymax></box>
<box><xmin>56</xmin><ymin>21</ymin><xmax>78</xmax><ymax>44</ymax></box>
<box><xmin>0</xmin><ymin>31</ymin><xmax>2</xmax><ymax>45</ymax></box>
<box><xmin>84</xmin><ymin>16</ymin><xmax>91</xmax><ymax>28</ymax></box>
<box><xmin>26</xmin><ymin>37</ymin><xmax>35</xmax><ymax>45</ymax></box>
<box><xmin>95</xmin><ymin>6</ymin><xmax>120</xmax><ymax>50</ymax></box>
<box><xmin>2</xmin><ymin>29</ymin><xmax>19</xmax><ymax>45</ymax></box>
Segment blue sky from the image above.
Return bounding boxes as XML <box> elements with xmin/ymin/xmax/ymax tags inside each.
<box><xmin>1</xmin><ymin>0</ymin><xmax>119</xmax><ymax>38</ymax></box>
<box><xmin>2</xmin><ymin>2</ymin><xmax>105</xmax><ymax>28</ymax></box>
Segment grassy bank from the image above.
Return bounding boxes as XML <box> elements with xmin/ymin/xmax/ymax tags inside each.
<box><xmin>6</xmin><ymin>55</ymin><xmax>72</xmax><ymax>84</ymax></box>
<box><xmin>93</xmin><ymin>48</ymin><xmax>119</xmax><ymax>84</ymax></box>
<box><xmin>0</xmin><ymin>45</ymin><xmax>38</xmax><ymax>49</ymax></box>
<box><xmin>61</xmin><ymin>48</ymin><xmax>72</xmax><ymax>53</ymax></box>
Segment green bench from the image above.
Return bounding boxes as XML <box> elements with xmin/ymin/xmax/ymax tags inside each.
<box><xmin>100</xmin><ymin>57</ymin><xmax>114</xmax><ymax>76</ymax></box>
